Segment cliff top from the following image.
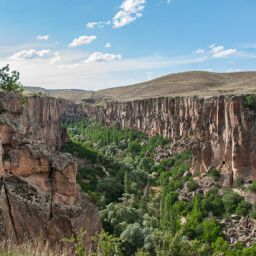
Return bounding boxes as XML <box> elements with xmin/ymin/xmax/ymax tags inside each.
<box><xmin>25</xmin><ymin>71</ymin><xmax>256</xmax><ymax>103</ymax></box>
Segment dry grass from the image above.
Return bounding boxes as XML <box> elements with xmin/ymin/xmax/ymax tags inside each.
<box><xmin>25</xmin><ymin>71</ymin><xmax>256</xmax><ymax>103</ymax></box>
<box><xmin>0</xmin><ymin>239</ymin><xmax>72</xmax><ymax>256</ymax></box>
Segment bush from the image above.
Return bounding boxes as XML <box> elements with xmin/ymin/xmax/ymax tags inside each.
<box><xmin>128</xmin><ymin>141</ymin><xmax>142</xmax><ymax>156</ymax></box>
<box><xmin>249</xmin><ymin>181</ymin><xmax>256</xmax><ymax>192</ymax></box>
<box><xmin>0</xmin><ymin>64</ymin><xmax>24</xmax><ymax>93</ymax></box>
<box><xmin>244</xmin><ymin>95</ymin><xmax>256</xmax><ymax>109</ymax></box>
<box><xmin>208</xmin><ymin>168</ymin><xmax>221</xmax><ymax>182</ymax></box>
<box><xmin>186</xmin><ymin>179</ymin><xmax>199</xmax><ymax>192</ymax></box>
<box><xmin>198</xmin><ymin>217</ymin><xmax>223</xmax><ymax>244</ymax></box>
<box><xmin>202</xmin><ymin>188</ymin><xmax>224</xmax><ymax>217</ymax></box>
<box><xmin>235</xmin><ymin>200</ymin><xmax>252</xmax><ymax>216</ymax></box>
<box><xmin>222</xmin><ymin>190</ymin><xmax>243</xmax><ymax>215</ymax></box>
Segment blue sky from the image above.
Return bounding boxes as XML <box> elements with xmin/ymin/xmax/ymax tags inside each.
<box><xmin>0</xmin><ymin>0</ymin><xmax>256</xmax><ymax>90</ymax></box>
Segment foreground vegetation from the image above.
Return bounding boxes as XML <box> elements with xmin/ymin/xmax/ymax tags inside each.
<box><xmin>58</xmin><ymin>120</ymin><xmax>256</xmax><ymax>255</ymax></box>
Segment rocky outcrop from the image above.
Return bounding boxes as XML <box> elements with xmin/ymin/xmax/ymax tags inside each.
<box><xmin>221</xmin><ymin>215</ymin><xmax>256</xmax><ymax>247</ymax></box>
<box><xmin>83</xmin><ymin>95</ymin><xmax>256</xmax><ymax>185</ymax></box>
<box><xmin>0</xmin><ymin>93</ymin><xmax>101</xmax><ymax>248</ymax></box>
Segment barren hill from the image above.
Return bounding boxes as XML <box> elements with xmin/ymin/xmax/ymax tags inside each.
<box><xmin>25</xmin><ymin>71</ymin><xmax>256</xmax><ymax>103</ymax></box>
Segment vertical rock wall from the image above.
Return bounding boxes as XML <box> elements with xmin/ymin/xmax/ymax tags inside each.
<box><xmin>83</xmin><ymin>96</ymin><xmax>256</xmax><ymax>183</ymax></box>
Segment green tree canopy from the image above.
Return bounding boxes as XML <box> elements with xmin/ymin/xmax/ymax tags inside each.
<box><xmin>0</xmin><ymin>64</ymin><xmax>24</xmax><ymax>93</ymax></box>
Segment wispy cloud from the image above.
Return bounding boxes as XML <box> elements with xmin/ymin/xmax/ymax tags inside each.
<box><xmin>84</xmin><ymin>52</ymin><xmax>122</xmax><ymax>63</ymax></box>
<box><xmin>68</xmin><ymin>35</ymin><xmax>96</xmax><ymax>48</ymax></box>
<box><xmin>194</xmin><ymin>48</ymin><xmax>205</xmax><ymax>54</ymax></box>
<box><xmin>239</xmin><ymin>43</ymin><xmax>256</xmax><ymax>49</ymax></box>
<box><xmin>36</xmin><ymin>35</ymin><xmax>50</xmax><ymax>41</ymax></box>
<box><xmin>105</xmin><ymin>42</ymin><xmax>112</xmax><ymax>48</ymax></box>
<box><xmin>86</xmin><ymin>21</ymin><xmax>111</xmax><ymax>29</ymax></box>
<box><xmin>50</xmin><ymin>52</ymin><xmax>61</xmax><ymax>64</ymax></box>
<box><xmin>194</xmin><ymin>44</ymin><xmax>238</xmax><ymax>58</ymax></box>
<box><xmin>9</xmin><ymin>49</ymin><xmax>51</xmax><ymax>60</ymax></box>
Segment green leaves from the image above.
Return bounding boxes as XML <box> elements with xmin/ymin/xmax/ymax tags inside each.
<box><xmin>0</xmin><ymin>64</ymin><xmax>24</xmax><ymax>93</ymax></box>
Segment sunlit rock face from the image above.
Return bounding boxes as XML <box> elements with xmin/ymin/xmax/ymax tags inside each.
<box><xmin>21</xmin><ymin>94</ymin><xmax>256</xmax><ymax>185</ymax></box>
<box><xmin>1</xmin><ymin>90</ymin><xmax>255</xmax><ymax>247</ymax></box>
<box><xmin>83</xmin><ymin>96</ymin><xmax>256</xmax><ymax>185</ymax></box>
<box><xmin>0</xmin><ymin>93</ymin><xmax>101</xmax><ymax>247</ymax></box>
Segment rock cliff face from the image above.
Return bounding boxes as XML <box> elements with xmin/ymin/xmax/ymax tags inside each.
<box><xmin>83</xmin><ymin>95</ymin><xmax>256</xmax><ymax>185</ymax></box>
<box><xmin>0</xmin><ymin>93</ymin><xmax>101</xmax><ymax>247</ymax></box>
<box><xmin>1</xmin><ymin>91</ymin><xmax>255</xmax><ymax>245</ymax></box>
<box><xmin>14</xmin><ymin>93</ymin><xmax>256</xmax><ymax>186</ymax></box>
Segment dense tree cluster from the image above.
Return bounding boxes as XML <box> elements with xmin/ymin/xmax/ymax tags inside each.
<box><xmin>62</xmin><ymin>120</ymin><xmax>256</xmax><ymax>256</ymax></box>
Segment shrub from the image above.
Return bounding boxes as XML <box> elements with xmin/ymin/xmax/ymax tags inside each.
<box><xmin>244</xmin><ymin>95</ymin><xmax>256</xmax><ymax>109</ymax></box>
<box><xmin>198</xmin><ymin>217</ymin><xmax>223</xmax><ymax>244</ymax></box>
<box><xmin>0</xmin><ymin>64</ymin><xmax>24</xmax><ymax>93</ymax></box>
<box><xmin>128</xmin><ymin>141</ymin><xmax>142</xmax><ymax>156</ymax></box>
<box><xmin>222</xmin><ymin>190</ymin><xmax>243</xmax><ymax>215</ymax></box>
<box><xmin>186</xmin><ymin>179</ymin><xmax>199</xmax><ymax>192</ymax></box>
<box><xmin>249</xmin><ymin>181</ymin><xmax>256</xmax><ymax>192</ymax></box>
<box><xmin>208</xmin><ymin>168</ymin><xmax>221</xmax><ymax>181</ymax></box>
<box><xmin>202</xmin><ymin>188</ymin><xmax>224</xmax><ymax>217</ymax></box>
<box><xmin>235</xmin><ymin>200</ymin><xmax>252</xmax><ymax>216</ymax></box>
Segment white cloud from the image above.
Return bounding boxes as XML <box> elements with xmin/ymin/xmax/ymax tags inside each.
<box><xmin>105</xmin><ymin>42</ymin><xmax>112</xmax><ymax>48</ymax></box>
<box><xmin>210</xmin><ymin>45</ymin><xmax>237</xmax><ymax>58</ymax></box>
<box><xmin>36</xmin><ymin>35</ymin><xmax>50</xmax><ymax>41</ymax></box>
<box><xmin>84</xmin><ymin>52</ymin><xmax>122</xmax><ymax>63</ymax></box>
<box><xmin>194</xmin><ymin>44</ymin><xmax>238</xmax><ymax>58</ymax></box>
<box><xmin>1</xmin><ymin>50</ymin><xmax>209</xmax><ymax>90</ymax></box>
<box><xmin>86</xmin><ymin>21</ymin><xmax>111</xmax><ymax>29</ymax></box>
<box><xmin>50</xmin><ymin>52</ymin><xmax>61</xmax><ymax>64</ymax></box>
<box><xmin>9</xmin><ymin>49</ymin><xmax>51</xmax><ymax>60</ymax></box>
<box><xmin>166</xmin><ymin>0</ymin><xmax>172</xmax><ymax>3</ymax></box>
<box><xmin>195</xmin><ymin>48</ymin><xmax>205</xmax><ymax>54</ymax></box>
<box><xmin>113</xmin><ymin>0</ymin><xmax>146</xmax><ymax>28</ymax></box>
<box><xmin>68</xmin><ymin>35</ymin><xmax>97</xmax><ymax>48</ymax></box>
<box><xmin>211</xmin><ymin>45</ymin><xmax>224</xmax><ymax>54</ymax></box>
<box><xmin>212</xmin><ymin>49</ymin><xmax>237</xmax><ymax>58</ymax></box>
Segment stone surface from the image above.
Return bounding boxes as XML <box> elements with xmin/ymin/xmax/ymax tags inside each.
<box><xmin>23</xmin><ymin>94</ymin><xmax>256</xmax><ymax>185</ymax></box>
<box><xmin>221</xmin><ymin>215</ymin><xmax>256</xmax><ymax>247</ymax></box>
<box><xmin>0</xmin><ymin>92</ymin><xmax>101</xmax><ymax>248</ymax></box>
<box><xmin>83</xmin><ymin>96</ymin><xmax>256</xmax><ymax>185</ymax></box>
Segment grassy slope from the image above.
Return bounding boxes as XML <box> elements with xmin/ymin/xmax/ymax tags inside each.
<box><xmin>25</xmin><ymin>71</ymin><xmax>256</xmax><ymax>103</ymax></box>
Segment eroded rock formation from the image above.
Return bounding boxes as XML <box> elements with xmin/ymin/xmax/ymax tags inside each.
<box><xmin>18</xmin><ymin>93</ymin><xmax>256</xmax><ymax>186</ymax></box>
<box><xmin>0</xmin><ymin>93</ymin><xmax>101</xmax><ymax>247</ymax></box>
<box><xmin>82</xmin><ymin>95</ymin><xmax>256</xmax><ymax>185</ymax></box>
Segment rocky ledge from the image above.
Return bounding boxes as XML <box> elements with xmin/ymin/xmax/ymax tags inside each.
<box><xmin>0</xmin><ymin>92</ymin><xmax>101</xmax><ymax>247</ymax></box>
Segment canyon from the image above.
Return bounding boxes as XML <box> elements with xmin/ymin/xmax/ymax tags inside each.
<box><xmin>1</xmin><ymin>74</ymin><xmax>256</xmax><ymax>247</ymax></box>
<box><xmin>82</xmin><ymin>95</ymin><xmax>256</xmax><ymax>186</ymax></box>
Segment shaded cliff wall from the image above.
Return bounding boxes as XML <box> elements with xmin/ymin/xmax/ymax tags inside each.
<box><xmin>26</xmin><ymin>96</ymin><xmax>88</xmax><ymax>148</ymax></box>
<box><xmin>83</xmin><ymin>96</ymin><xmax>256</xmax><ymax>184</ymax></box>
